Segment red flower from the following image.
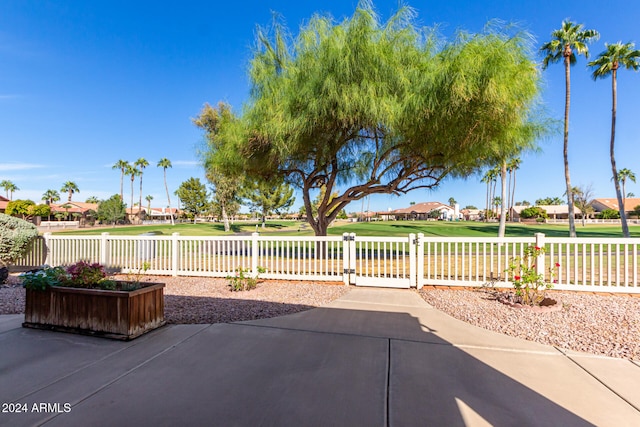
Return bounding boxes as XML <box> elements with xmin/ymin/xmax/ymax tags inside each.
<box><xmin>555</xmin><ymin>262</ymin><xmax>561</xmax><ymax>267</ymax></box>
<box><xmin>514</xmin><ymin>275</ymin><xmax>521</xmax><ymax>280</ymax></box>
<box><xmin>534</xmin><ymin>246</ymin><xmax>541</xmax><ymax>250</ymax></box>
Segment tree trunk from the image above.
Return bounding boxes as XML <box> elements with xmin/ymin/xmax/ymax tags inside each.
<box><xmin>164</xmin><ymin>170</ymin><xmax>174</xmax><ymax>226</ymax></box>
<box><xmin>511</xmin><ymin>169</ymin><xmax>517</xmax><ymax>222</ymax></box>
<box><xmin>485</xmin><ymin>179</ymin><xmax>490</xmax><ymax>222</ymax></box>
<box><xmin>610</xmin><ymin>69</ymin><xmax>629</xmax><ymax>237</ymax></box>
<box><xmin>564</xmin><ymin>55</ymin><xmax>577</xmax><ymax>237</ymax></box>
<box><xmin>222</xmin><ymin>204</ymin><xmax>230</xmax><ymax>232</ymax></box>
<box><xmin>498</xmin><ymin>161</ymin><xmax>507</xmax><ymax>238</ymax></box>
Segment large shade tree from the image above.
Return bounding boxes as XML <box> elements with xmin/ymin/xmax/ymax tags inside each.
<box><xmin>588</xmin><ymin>42</ymin><xmax>640</xmax><ymax>238</ymax></box>
<box><xmin>200</xmin><ymin>4</ymin><xmax>545</xmax><ymax>236</ymax></box>
<box><xmin>540</xmin><ymin>20</ymin><xmax>599</xmax><ymax>237</ymax></box>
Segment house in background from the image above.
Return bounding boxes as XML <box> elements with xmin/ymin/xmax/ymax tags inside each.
<box><xmin>592</xmin><ymin>198</ymin><xmax>640</xmax><ymax>216</ymax></box>
<box><xmin>49</xmin><ymin>202</ymin><xmax>99</xmax><ymax>225</ymax></box>
<box><xmin>0</xmin><ymin>196</ymin><xmax>9</xmax><ymax>214</ymax></box>
<box><xmin>510</xmin><ymin>205</ymin><xmax>581</xmax><ymax>221</ymax></box>
<box><xmin>385</xmin><ymin>202</ymin><xmax>459</xmax><ymax>221</ymax></box>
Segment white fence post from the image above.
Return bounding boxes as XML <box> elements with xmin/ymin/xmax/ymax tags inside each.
<box><xmin>409</xmin><ymin>233</ymin><xmax>417</xmax><ymax>288</ymax></box>
<box><xmin>100</xmin><ymin>232</ymin><xmax>109</xmax><ymax>267</ymax></box>
<box><xmin>349</xmin><ymin>233</ymin><xmax>356</xmax><ymax>285</ymax></box>
<box><xmin>171</xmin><ymin>232</ymin><xmax>180</xmax><ymax>277</ymax></box>
<box><xmin>535</xmin><ymin>233</ymin><xmax>545</xmax><ymax>279</ymax></box>
<box><xmin>251</xmin><ymin>232</ymin><xmax>259</xmax><ymax>277</ymax></box>
<box><xmin>416</xmin><ymin>233</ymin><xmax>424</xmax><ymax>289</ymax></box>
<box><xmin>43</xmin><ymin>232</ymin><xmax>52</xmax><ymax>265</ymax></box>
<box><xmin>342</xmin><ymin>233</ymin><xmax>350</xmax><ymax>285</ymax></box>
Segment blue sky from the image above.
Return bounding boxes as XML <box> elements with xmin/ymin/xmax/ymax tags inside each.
<box><xmin>1</xmin><ymin>0</ymin><xmax>639</xmax><ymax>213</ymax></box>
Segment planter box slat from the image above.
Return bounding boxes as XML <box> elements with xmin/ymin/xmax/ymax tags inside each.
<box><xmin>24</xmin><ymin>283</ymin><xmax>165</xmax><ymax>340</ymax></box>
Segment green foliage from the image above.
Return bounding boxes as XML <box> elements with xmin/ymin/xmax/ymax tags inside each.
<box><xmin>227</xmin><ymin>266</ymin><xmax>266</xmax><ymax>291</ymax></box>
<box><xmin>519</xmin><ymin>206</ymin><xmax>548</xmax><ymax>219</ymax></box>
<box><xmin>597</xmin><ymin>209</ymin><xmax>620</xmax><ymax>219</ymax></box>
<box><xmin>535</xmin><ymin>197</ymin><xmax>563</xmax><ymax>205</ymax></box>
<box><xmin>198</xmin><ymin>4</ymin><xmax>545</xmax><ymax>236</ymax></box>
<box><xmin>97</xmin><ymin>194</ymin><xmax>127</xmax><ymax>224</ymax></box>
<box><xmin>632</xmin><ymin>205</ymin><xmax>640</xmax><ymax>219</ymax></box>
<box><xmin>241</xmin><ymin>177</ymin><xmax>295</xmax><ymax>224</ymax></box>
<box><xmin>0</xmin><ymin>213</ymin><xmax>39</xmax><ymax>266</ymax></box>
<box><xmin>175</xmin><ymin>177</ymin><xmax>209</xmax><ymax>220</ymax></box>
<box><xmin>21</xmin><ymin>266</ymin><xmax>67</xmax><ymax>291</ymax></box>
<box><xmin>506</xmin><ymin>245</ymin><xmax>558</xmax><ymax>306</ymax></box>
<box><xmin>5</xmin><ymin>199</ymin><xmax>35</xmax><ymax>219</ymax></box>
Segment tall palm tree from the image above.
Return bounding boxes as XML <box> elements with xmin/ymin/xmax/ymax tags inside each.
<box><xmin>507</xmin><ymin>157</ymin><xmax>521</xmax><ymax>222</ymax></box>
<box><xmin>541</xmin><ymin>20</ymin><xmax>599</xmax><ymax>237</ymax></box>
<box><xmin>145</xmin><ymin>195</ymin><xmax>154</xmax><ymax>212</ymax></box>
<box><xmin>125</xmin><ymin>165</ymin><xmax>140</xmax><ymax>223</ymax></box>
<box><xmin>589</xmin><ymin>42</ymin><xmax>640</xmax><ymax>237</ymax></box>
<box><xmin>616</xmin><ymin>168</ymin><xmax>637</xmax><ymax>206</ymax></box>
<box><xmin>1</xmin><ymin>180</ymin><xmax>19</xmax><ymax>200</ymax></box>
<box><xmin>61</xmin><ymin>181</ymin><xmax>79</xmax><ymax>202</ymax></box>
<box><xmin>481</xmin><ymin>167</ymin><xmax>498</xmax><ymax>222</ymax></box>
<box><xmin>112</xmin><ymin>160</ymin><xmax>129</xmax><ymax>201</ymax></box>
<box><xmin>41</xmin><ymin>189</ymin><xmax>60</xmax><ymax>221</ymax></box>
<box><xmin>157</xmin><ymin>158</ymin><xmax>174</xmax><ymax>225</ymax></box>
<box><xmin>134</xmin><ymin>158</ymin><xmax>149</xmax><ymax>214</ymax></box>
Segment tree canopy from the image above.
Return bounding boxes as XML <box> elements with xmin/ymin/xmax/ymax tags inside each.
<box><xmin>97</xmin><ymin>195</ymin><xmax>127</xmax><ymax>225</ymax></box>
<box><xmin>199</xmin><ymin>3</ymin><xmax>544</xmax><ymax>235</ymax></box>
<box><xmin>175</xmin><ymin>178</ymin><xmax>209</xmax><ymax>223</ymax></box>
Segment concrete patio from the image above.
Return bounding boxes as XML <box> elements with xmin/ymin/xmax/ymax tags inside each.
<box><xmin>1</xmin><ymin>288</ymin><xmax>639</xmax><ymax>426</ymax></box>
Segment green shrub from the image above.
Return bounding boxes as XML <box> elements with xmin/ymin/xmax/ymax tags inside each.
<box><xmin>0</xmin><ymin>213</ymin><xmax>39</xmax><ymax>269</ymax></box>
<box><xmin>21</xmin><ymin>266</ymin><xmax>67</xmax><ymax>291</ymax></box>
<box><xmin>227</xmin><ymin>266</ymin><xmax>266</xmax><ymax>291</ymax></box>
<box><xmin>597</xmin><ymin>208</ymin><xmax>620</xmax><ymax>219</ymax></box>
<box><xmin>519</xmin><ymin>206</ymin><xmax>548</xmax><ymax>220</ymax></box>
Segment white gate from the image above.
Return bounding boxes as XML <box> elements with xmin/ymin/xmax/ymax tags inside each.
<box><xmin>344</xmin><ymin>233</ymin><xmax>419</xmax><ymax>288</ymax></box>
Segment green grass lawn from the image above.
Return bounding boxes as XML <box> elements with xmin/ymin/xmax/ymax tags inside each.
<box><xmin>52</xmin><ymin>219</ymin><xmax>640</xmax><ymax>238</ymax></box>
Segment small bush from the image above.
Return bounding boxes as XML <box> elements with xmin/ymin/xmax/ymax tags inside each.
<box><xmin>227</xmin><ymin>267</ymin><xmax>266</xmax><ymax>292</ymax></box>
<box><xmin>0</xmin><ymin>214</ymin><xmax>39</xmax><ymax>271</ymax></box>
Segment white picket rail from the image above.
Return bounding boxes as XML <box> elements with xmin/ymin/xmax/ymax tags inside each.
<box><xmin>13</xmin><ymin>232</ymin><xmax>640</xmax><ymax>293</ymax></box>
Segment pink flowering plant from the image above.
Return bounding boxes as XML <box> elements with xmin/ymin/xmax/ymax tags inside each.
<box><xmin>506</xmin><ymin>245</ymin><xmax>559</xmax><ymax>306</ymax></box>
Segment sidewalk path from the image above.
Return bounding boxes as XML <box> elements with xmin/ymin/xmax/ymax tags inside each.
<box><xmin>1</xmin><ymin>288</ymin><xmax>639</xmax><ymax>426</ymax></box>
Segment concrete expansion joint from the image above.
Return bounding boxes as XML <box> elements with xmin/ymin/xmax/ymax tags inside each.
<box><xmin>557</xmin><ymin>346</ymin><xmax>640</xmax><ymax>414</ymax></box>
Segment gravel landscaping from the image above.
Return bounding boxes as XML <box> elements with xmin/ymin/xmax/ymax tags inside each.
<box><xmin>2</xmin><ymin>274</ymin><xmax>639</xmax><ymax>360</ymax></box>
<box><xmin>419</xmin><ymin>287</ymin><xmax>640</xmax><ymax>361</ymax></box>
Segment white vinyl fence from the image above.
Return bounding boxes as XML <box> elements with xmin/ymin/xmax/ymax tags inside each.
<box><xmin>14</xmin><ymin>232</ymin><xmax>640</xmax><ymax>293</ymax></box>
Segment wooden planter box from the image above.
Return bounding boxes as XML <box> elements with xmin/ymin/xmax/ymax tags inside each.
<box><xmin>23</xmin><ymin>283</ymin><xmax>165</xmax><ymax>340</ymax></box>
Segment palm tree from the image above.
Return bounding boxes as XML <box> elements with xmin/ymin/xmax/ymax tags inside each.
<box><xmin>42</xmin><ymin>189</ymin><xmax>60</xmax><ymax>221</ymax></box>
<box><xmin>589</xmin><ymin>42</ymin><xmax>640</xmax><ymax>238</ymax></box>
<box><xmin>134</xmin><ymin>158</ymin><xmax>149</xmax><ymax>214</ymax></box>
<box><xmin>125</xmin><ymin>165</ymin><xmax>140</xmax><ymax>223</ymax></box>
<box><xmin>541</xmin><ymin>20</ymin><xmax>599</xmax><ymax>237</ymax></box>
<box><xmin>448</xmin><ymin>197</ymin><xmax>456</xmax><ymax>207</ymax></box>
<box><xmin>157</xmin><ymin>158</ymin><xmax>174</xmax><ymax>225</ymax></box>
<box><xmin>616</xmin><ymin>168</ymin><xmax>637</xmax><ymax>206</ymax></box>
<box><xmin>507</xmin><ymin>157</ymin><xmax>521</xmax><ymax>222</ymax></box>
<box><xmin>112</xmin><ymin>160</ymin><xmax>129</xmax><ymax>201</ymax></box>
<box><xmin>145</xmin><ymin>195</ymin><xmax>154</xmax><ymax>213</ymax></box>
<box><xmin>85</xmin><ymin>196</ymin><xmax>100</xmax><ymax>203</ymax></box>
<box><xmin>1</xmin><ymin>180</ymin><xmax>19</xmax><ymax>200</ymax></box>
<box><xmin>61</xmin><ymin>181</ymin><xmax>79</xmax><ymax>202</ymax></box>
<box><xmin>481</xmin><ymin>168</ymin><xmax>498</xmax><ymax>221</ymax></box>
